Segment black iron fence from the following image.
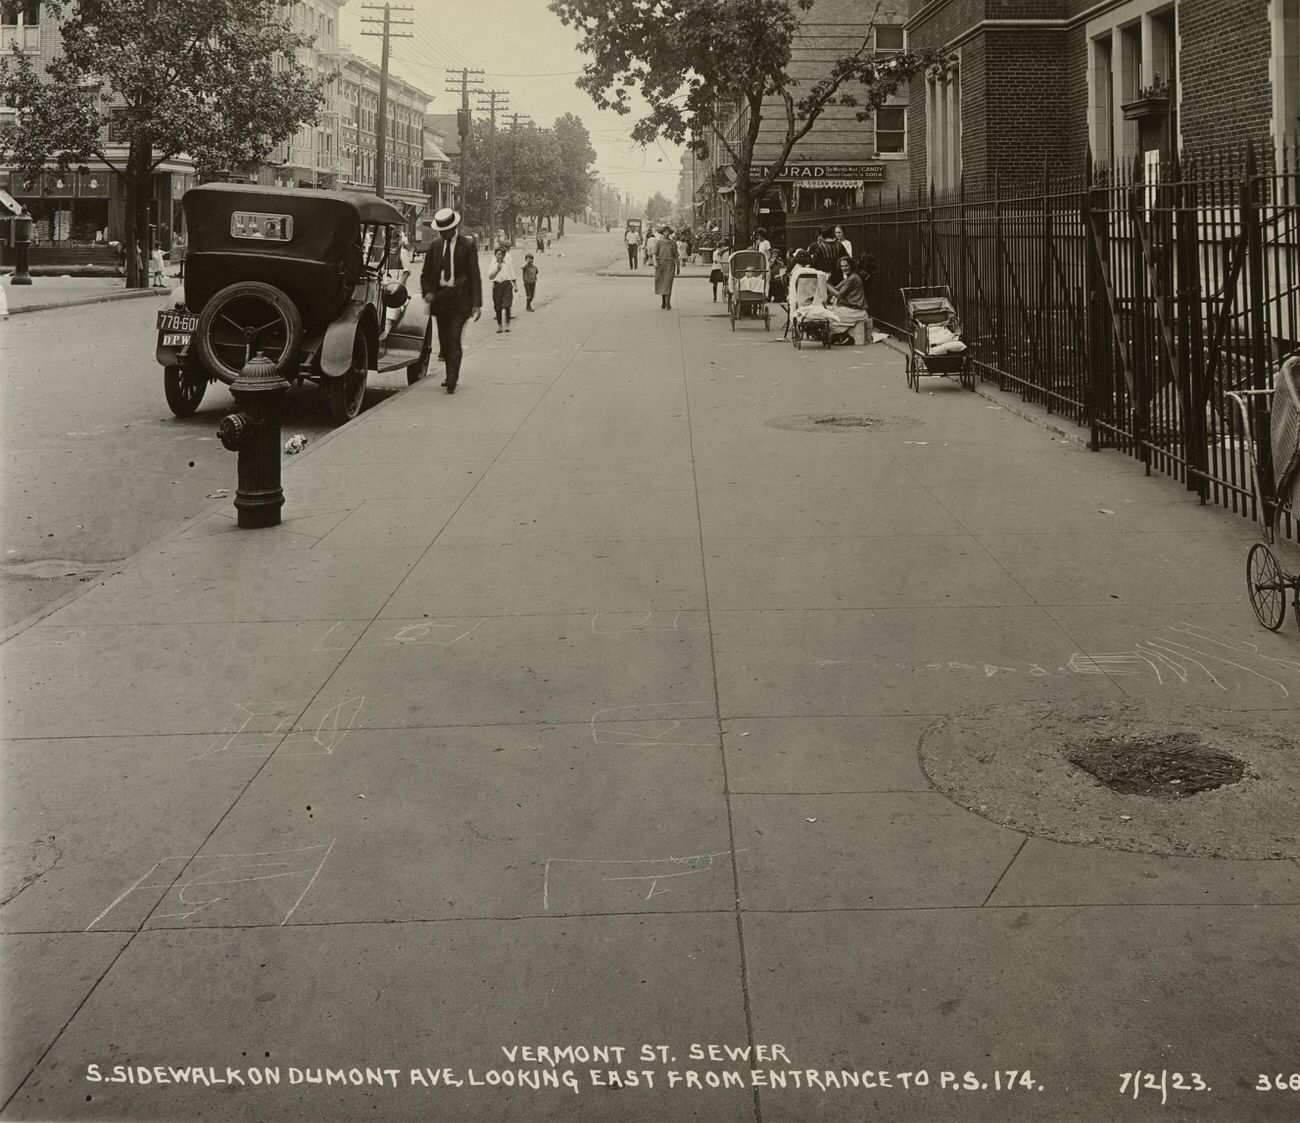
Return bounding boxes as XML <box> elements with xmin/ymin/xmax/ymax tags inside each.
<box><xmin>786</xmin><ymin>146</ymin><xmax>1300</xmax><ymax>527</ymax></box>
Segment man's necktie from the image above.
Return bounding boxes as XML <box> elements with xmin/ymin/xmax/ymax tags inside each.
<box><xmin>442</xmin><ymin>240</ymin><xmax>454</xmax><ymax>285</ymax></box>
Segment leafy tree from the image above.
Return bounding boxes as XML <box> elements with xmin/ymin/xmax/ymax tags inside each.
<box><xmin>0</xmin><ymin>0</ymin><xmax>327</xmax><ymax>287</ymax></box>
<box><xmin>644</xmin><ymin>191</ymin><xmax>672</xmax><ymax>223</ymax></box>
<box><xmin>550</xmin><ymin>112</ymin><xmax>595</xmax><ymax>236</ymax></box>
<box><xmin>550</xmin><ymin>0</ymin><xmax>947</xmax><ymax>243</ymax></box>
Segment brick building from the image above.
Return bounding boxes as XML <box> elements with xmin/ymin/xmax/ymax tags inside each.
<box><xmin>907</xmin><ymin>0</ymin><xmax>1295</xmax><ymax>193</ymax></box>
<box><xmin>697</xmin><ymin>0</ymin><xmax>912</xmax><ymax>244</ymax></box>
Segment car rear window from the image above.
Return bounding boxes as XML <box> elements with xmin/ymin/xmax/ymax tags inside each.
<box><xmin>231</xmin><ymin>212</ymin><xmax>294</xmax><ymax>241</ymax></box>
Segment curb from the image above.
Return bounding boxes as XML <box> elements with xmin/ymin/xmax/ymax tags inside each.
<box><xmin>6</xmin><ymin>286</ymin><xmax>173</xmax><ymax>316</ymax></box>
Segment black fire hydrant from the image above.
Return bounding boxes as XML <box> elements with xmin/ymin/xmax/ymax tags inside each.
<box><xmin>217</xmin><ymin>352</ymin><xmax>289</xmax><ymax>528</ymax></box>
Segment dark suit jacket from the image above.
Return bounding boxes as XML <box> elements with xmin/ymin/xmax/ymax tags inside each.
<box><xmin>420</xmin><ymin>234</ymin><xmax>482</xmax><ymax>314</ymax></box>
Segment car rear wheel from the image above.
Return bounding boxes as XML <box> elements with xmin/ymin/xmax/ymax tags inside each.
<box><xmin>327</xmin><ymin>332</ymin><xmax>368</xmax><ymax>423</ymax></box>
<box><xmin>163</xmin><ymin>366</ymin><xmax>207</xmax><ymax>416</ymax></box>
<box><xmin>193</xmin><ymin>281</ymin><xmax>303</xmax><ymax>383</ymax></box>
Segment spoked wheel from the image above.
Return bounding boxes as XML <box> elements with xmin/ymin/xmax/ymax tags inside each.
<box><xmin>1247</xmin><ymin>542</ymin><xmax>1288</xmax><ymax>631</ymax></box>
<box><xmin>163</xmin><ymin>365</ymin><xmax>207</xmax><ymax>416</ymax></box>
<box><xmin>193</xmin><ymin>281</ymin><xmax>302</xmax><ymax>383</ymax></box>
<box><xmin>792</xmin><ymin>320</ymin><xmax>802</xmax><ymax>350</ymax></box>
<box><xmin>764</xmin><ymin>306</ymin><xmax>771</xmax><ymax>331</ymax></box>
<box><xmin>327</xmin><ymin>332</ymin><xmax>368</xmax><ymax>423</ymax></box>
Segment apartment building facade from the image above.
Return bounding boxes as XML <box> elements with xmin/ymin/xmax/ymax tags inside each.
<box><xmin>906</xmin><ymin>0</ymin><xmax>1293</xmax><ymax>194</ymax></box>
<box><xmin>696</xmin><ymin>0</ymin><xmax>912</xmax><ymax>244</ymax></box>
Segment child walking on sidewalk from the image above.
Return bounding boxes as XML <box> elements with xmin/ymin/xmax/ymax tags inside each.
<box><xmin>522</xmin><ymin>254</ymin><xmax>539</xmax><ymax>311</ymax></box>
<box><xmin>489</xmin><ymin>245</ymin><xmax>517</xmax><ymax>332</ymax></box>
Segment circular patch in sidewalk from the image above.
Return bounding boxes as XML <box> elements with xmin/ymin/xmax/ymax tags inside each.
<box><xmin>765</xmin><ymin>413</ymin><xmax>921</xmax><ymax>433</ymax></box>
<box><xmin>919</xmin><ymin>701</ymin><xmax>1300</xmax><ymax>858</ymax></box>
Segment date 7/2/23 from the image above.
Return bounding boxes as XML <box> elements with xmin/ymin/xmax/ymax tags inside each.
<box><xmin>1119</xmin><ymin>1071</ymin><xmax>1210</xmax><ymax>1104</ymax></box>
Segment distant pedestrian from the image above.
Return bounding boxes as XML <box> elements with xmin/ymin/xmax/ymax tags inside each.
<box><xmin>754</xmin><ymin>227</ymin><xmax>772</xmax><ymax>257</ymax></box>
<box><xmin>149</xmin><ymin>245</ymin><xmax>167</xmax><ymax>288</ymax></box>
<box><xmin>537</xmin><ymin>229</ymin><xmax>545</xmax><ymax>254</ymax></box>
<box><xmin>489</xmin><ymin>245</ymin><xmax>518</xmax><ymax>332</ymax></box>
<box><xmin>522</xmin><ymin>253</ymin><xmax>539</xmax><ymax>310</ymax></box>
<box><xmin>644</xmin><ymin>228</ymin><xmax>657</xmax><ymax>267</ymax></box>
<box><xmin>654</xmin><ymin>225</ymin><xmax>678</xmax><ymax>310</ymax></box>
<box><xmin>709</xmin><ymin>241</ymin><xmax>729</xmax><ymax>302</ymax></box>
<box><xmin>807</xmin><ymin>225</ymin><xmax>842</xmax><ymax>286</ymax></box>
<box><xmin>834</xmin><ymin>224</ymin><xmax>853</xmax><ymax>260</ymax></box>
<box><xmin>419</xmin><ymin>207</ymin><xmax>483</xmax><ymax>394</ymax></box>
<box><xmin>675</xmin><ymin>231</ymin><xmax>687</xmax><ymax>274</ymax></box>
<box><xmin>624</xmin><ymin>224</ymin><xmax>641</xmax><ymax>269</ymax></box>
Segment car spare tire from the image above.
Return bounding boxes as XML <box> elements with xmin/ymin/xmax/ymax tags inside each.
<box><xmin>192</xmin><ymin>280</ymin><xmax>303</xmax><ymax>384</ymax></box>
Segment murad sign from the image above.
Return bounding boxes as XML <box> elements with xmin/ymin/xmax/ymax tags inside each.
<box><xmin>749</xmin><ymin>162</ymin><xmax>885</xmax><ymax>183</ymax></box>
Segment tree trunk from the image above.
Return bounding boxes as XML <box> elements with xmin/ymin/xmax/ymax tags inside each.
<box><xmin>557</xmin><ymin>213</ymin><xmax>565</xmax><ymax>238</ymax></box>
<box><xmin>123</xmin><ymin>140</ymin><xmax>153</xmax><ymax>289</ymax></box>
<box><xmin>732</xmin><ymin>175</ymin><xmax>753</xmax><ymax>248</ymax></box>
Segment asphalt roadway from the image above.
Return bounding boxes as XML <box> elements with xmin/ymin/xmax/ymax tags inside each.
<box><xmin>2</xmin><ymin>228</ymin><xmax>1299</xmax><ymax>1123</ymax></box>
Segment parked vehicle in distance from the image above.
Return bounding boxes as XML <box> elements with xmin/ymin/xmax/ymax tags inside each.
<box><xmin>157</xmin><ymin>183</ymin><xmax>433</xmax><ymax>422</ymax></box>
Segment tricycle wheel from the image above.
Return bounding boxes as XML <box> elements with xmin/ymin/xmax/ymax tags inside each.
<box><xmin>1247</xmin><ymin>542</ymin><xmax>1287</xmax><ymax>631</ymax></box>
<box><xmin>163</xmin><ymin>366</ymin><xmax>206</xmax><ymax>416</ymax></box>
<box><xmin>327</xmin><ymin>333</ymin><xmax>368</xmax><ymax>423</ymax></box>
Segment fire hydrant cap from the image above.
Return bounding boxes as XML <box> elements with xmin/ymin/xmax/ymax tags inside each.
<box><xmin>232</xmin><ymin>351</ymin><xmax>290</xmax><ymax>396</ymax></box>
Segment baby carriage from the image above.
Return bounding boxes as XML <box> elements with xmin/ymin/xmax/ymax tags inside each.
<box><xmin>726</xmin><ymin>249</ymin><xmax>771</xmax><ymax>331</ymax></box>
<box><xmin>1227</xmin><ymin>357</ymin><xmax>1300</xmax><ymax>630</ymax></box>
<box><xmin>902</xmin><ymin>285</ymin><xmax>973</xmax><ymax>390</ymax></box>
<box><xmin>787</xmin><ymin>269</ymin><xmax>835</xmax><ymax>349</ymax></box>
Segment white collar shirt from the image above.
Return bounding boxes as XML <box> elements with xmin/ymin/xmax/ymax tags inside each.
<box><xmin>438</xmin><ymin>234</ymin><xmax>457</xmax><ymax>286</ymax></box>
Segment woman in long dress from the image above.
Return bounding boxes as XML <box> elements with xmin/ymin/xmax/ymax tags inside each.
<box><xmin>654</xmin><ymin>226</ymin><xmax>679</xmax><ymax>309</ymax></box>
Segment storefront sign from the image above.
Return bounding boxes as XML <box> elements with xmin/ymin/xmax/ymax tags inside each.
<box><xmin>77</xmin><ymin>171</ymin><xmax>110</xmax><ymax>197</ymax></box>
<box><xmin>750</xmin><ymin>162</ymin><xmax>886</xmax><ymax>182</ymax></box>
<box><xmin>42</xmin><ymin>172</ymin><xmax>76</xmax><ymax>196</ymax></box>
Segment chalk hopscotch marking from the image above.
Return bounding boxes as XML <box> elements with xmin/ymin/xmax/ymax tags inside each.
<box><xmin>926</xmin><ymin>622</ymin><xmax>1300</xmax><ymax>697</ymax></box>
<box><xmin>590</xmin><ymin>611</ymin><xmax>707</xmax><ymax>634</ymax></box>
<box><xmin>86</xmin><ymin>841</ymin><xmax>335</xmax><ymax>931</ymax></box>
<box><xmin>314</xmin><ymin>619</ymin><xmax>485</xmax><ymax>652</ymax></box>
<box><xmin>541</xmin><ymin>850</ymin><xmax>748</xmax><ymax>910</ymax></box>
<box><xmin>590</xmin><ymin>701</ymin><xmax>716</xmax><ymax>746</ymax></box>
<box><xmin>191</xmin><ymin>697</ymin><xmax>364</xmax><ymax>760</ymax></box>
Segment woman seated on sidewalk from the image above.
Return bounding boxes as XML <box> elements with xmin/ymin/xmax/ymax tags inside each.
<box><xmin>826</xmin><ymin>255</ymin><xmax>870</xmax><ymax>345</ymax></box>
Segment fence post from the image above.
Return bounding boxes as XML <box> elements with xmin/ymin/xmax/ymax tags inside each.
<box><xmin>1176</xmin><ymin>155</ymin><xmax>1209</xmax><ymax>501</ymax></box>
<box><xmin>1130</xmin><ymin>153</ymin><xmax>1152</xmax><ymax>474</ymax></box>
<box><xmin>1243</xmin><ymin>143</ymin><xmax>1274</xmax><ymax>504</ymax></box>
<box><xmin>993</xmin><ymin>168</ymin><xmax>1007</xmax><ymax>389</ymax></box>
<box><xmin>1040</xmin><ymin>158</ymin><xmax>1054</xmax><ymax>414</ymax></box>
<box><xmin>927</xmin><ymin>182</ymin><xmax>937</xmax><ymax>285</ymax></box>
<box><xmin>1082</xmin><ymin>150</ymin><xmax>1101</xmax><ymax>449</ymax></box>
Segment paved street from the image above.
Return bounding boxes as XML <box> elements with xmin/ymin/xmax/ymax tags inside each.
<box><xmin>2</xmin><ymin>228</ymin><xmax>1299</xmax><ymax>1122</ymax></box>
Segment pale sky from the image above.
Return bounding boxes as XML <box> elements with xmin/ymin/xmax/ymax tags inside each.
<box><xmin>338</xmin><ymin>0</ymin><xmax>685</xmax><ymax>210</ymax></box>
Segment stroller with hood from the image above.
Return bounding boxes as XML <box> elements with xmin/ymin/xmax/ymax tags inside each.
<box><xmin>726</xmin><ymin>249</ymin><xmax>771</xmax><ymax>331</ymax></box>
<box><xmin>902</xmin><ymin>285</ymin><xmax>973</xmax><ymax>390</ymax></box>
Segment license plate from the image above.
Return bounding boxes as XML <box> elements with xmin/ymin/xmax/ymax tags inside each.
<box><xmin>157</xmin><ymin>310</ymin><xmax>198</xmax><ymax>333</ymax></box>
<box><xmin>161</xmin><ymin>333</ymin><xmax>191</xmax><ymax>348</ymax></box>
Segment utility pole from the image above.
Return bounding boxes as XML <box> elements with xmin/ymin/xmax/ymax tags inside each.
<box><xmin>476</xmin><ymin>88</ymin><xmax>508</xmax><ymax>245</ymax></box>
<box><xmin>444</xmin><ymin>67</ymin><xmax>484</xmax><ymax>212</ymax></box>
<box><xmin>360</xmin><ymin>3</ymin><xmax>413</xmax><ymax>198</ymax></box>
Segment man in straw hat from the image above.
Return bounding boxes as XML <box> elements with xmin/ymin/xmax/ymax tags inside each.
<box><xmin>419</xmin><ymin>207</ymin><xmax>482</xmax><ymax>393</ymax></box>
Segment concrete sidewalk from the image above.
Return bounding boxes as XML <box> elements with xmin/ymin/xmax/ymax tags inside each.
<box><xmin>2</xmin><ymin>273</ymin><xmax>174</xmax><ymax>315</ymax></box>
<box><xmin>2</xmin><ymin>254</ymin><xmax>1299</xmax><ymax>1122</ymax></box>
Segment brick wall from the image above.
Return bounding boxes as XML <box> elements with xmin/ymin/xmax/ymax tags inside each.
<box><xmin>1178</xmin><ymin>0</ymin><xmax>1273</xmax><ymax>156</ymax></box>
<box><xmin>982</xmin><ymin>28</ymin><xmax>1075</xmax><ymax>183</ymax></box>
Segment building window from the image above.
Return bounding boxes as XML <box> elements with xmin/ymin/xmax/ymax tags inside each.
<box><xmin>927</xmin><ymin>63</ymin><xmax>961</xmax><ymax>191</ymax></box>
<box><xmin>875</xmin><ymin>24</ymin><xmax>904</xmax><ymax>53</ymax></box>
<box><xmin>107</xmin><ymin>107</ymin><xmax>131</xmax><ymax>143</ymax></box>
<box><xmin>1087</xmin><ymin>1</ymin><xmax>1178</xmax><ymax>168</ymax></box>
<box><xmin>875</xmin><ymin>105</ymin><xmax>906</xmax><ymax>154</ymax></box>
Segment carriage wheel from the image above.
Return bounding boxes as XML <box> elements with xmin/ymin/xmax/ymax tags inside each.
<box><xmin>1247</xmin><ymin>542</ymin><xmax>1288</xmax><ymax>631</ymax></box>
<box><xmin>763</xmin><ymin>306</ymin><xmax>770</xmax><ymax>331</ymax></box>
<box><xmin>792</xmin><ymin>321</ymin><xmax>802</xmax><ymax>350</ymax></box>
<box><xmin>730</xmin><ymin>301</ymin><xmax>736</xmax><ymax>331</ymax></box>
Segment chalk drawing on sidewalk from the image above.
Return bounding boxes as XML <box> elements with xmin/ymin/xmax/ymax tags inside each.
<box><xmin>541</xmin><ymin>849</ymin><xmax>747</xmax><ymax>911</ymax></box>
<box><xmin>590</xmin><ymin>701</ymin><xmax>716</xmax><ymax>746</ymax></box>
<box><xmin>191</xmin><ymin>697</ymin><xmax>364</xmax><ymax>760</ymax></box>
<box><xmin>922</xmin><ymin>622</ymin><xmax>1300</xmax><ymax>697</ymax></box>
<box><xmin>313</xmin><ymin>618</ymin><xmax>485</xmax><ymax>652</ymax></box>
<box><xmin>86</xmin><ymin>841</ymin><xmax>335</xmax><ymax>930</ymax></box>
<box><xmin>11</xmin><ymin>627</ymin><xmax>125</xmax><ymax>649</ymax></box>
<box><xmin>590</xmin><ymin>611</ymin><xmax>707</xmax><ymax>634</ymax></box>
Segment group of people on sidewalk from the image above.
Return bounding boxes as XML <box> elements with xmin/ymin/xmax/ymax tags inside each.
<box><xmin>416</xmin><ymin>206</ymin><xmax>543</xmax><ymax>393</ymax></box>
